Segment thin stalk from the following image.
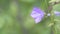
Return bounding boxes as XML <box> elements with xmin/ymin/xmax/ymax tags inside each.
<box><xmin>48</xmin><ymin>4</ymin><xmax>54</xmax><ymax>34</ymax></box>
<box><xmin>49</xmin><ymin>1</ymin><xmax>60</xmax><ymax>34</ymax></box>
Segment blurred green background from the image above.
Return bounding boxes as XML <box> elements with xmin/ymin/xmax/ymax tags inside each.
<box><xmin>0</xmin><ymin>0</ymin><xmax>60</xmax><ymax>34</ymax></box>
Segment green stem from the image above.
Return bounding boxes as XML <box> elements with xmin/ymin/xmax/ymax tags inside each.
<box><xmin>49</xmin><ymin>1</ymin><xmax>60</xmax><ymax>34</ymax></box>
<box><xmin>48</xmin><ymin>4</ymin><xmax>54</xmax><ymax>34</ymax></box>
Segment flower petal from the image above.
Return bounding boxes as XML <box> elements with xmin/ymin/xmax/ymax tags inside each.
<box><xmin>34</xmin><ymin>16</ymin><xmax>43</xmax><ymax>23</ymax></box>
<box><xmin>31</xmin><ymin>7</ymin><xmax>45</xmax><ymax>23</ymax></box>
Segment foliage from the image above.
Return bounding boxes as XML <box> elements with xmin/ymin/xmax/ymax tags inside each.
<box><xmin>0</xmin><ymin>0</ymin><xmax>60</xmax><ymax>34</ymax></box>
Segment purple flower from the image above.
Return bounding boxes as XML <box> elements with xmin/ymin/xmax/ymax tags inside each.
<box><xmin>54</xmin><ymin>11</ymin><xmax>60</xmax><ymax>16</ymax></box>
<box><xmin>31</xmin><ymin>7</ymin><xmax>60</xmax><ymax>24</ymax></box>
<box><xmin>47</xmin><ymin>11</ymin><xmax>60</xmax><ymax>16</ymax></box>
<box><xmin>31</xmin><ymin>7</ymin><xmax>45</xmax><ymax>23</ymax></box>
